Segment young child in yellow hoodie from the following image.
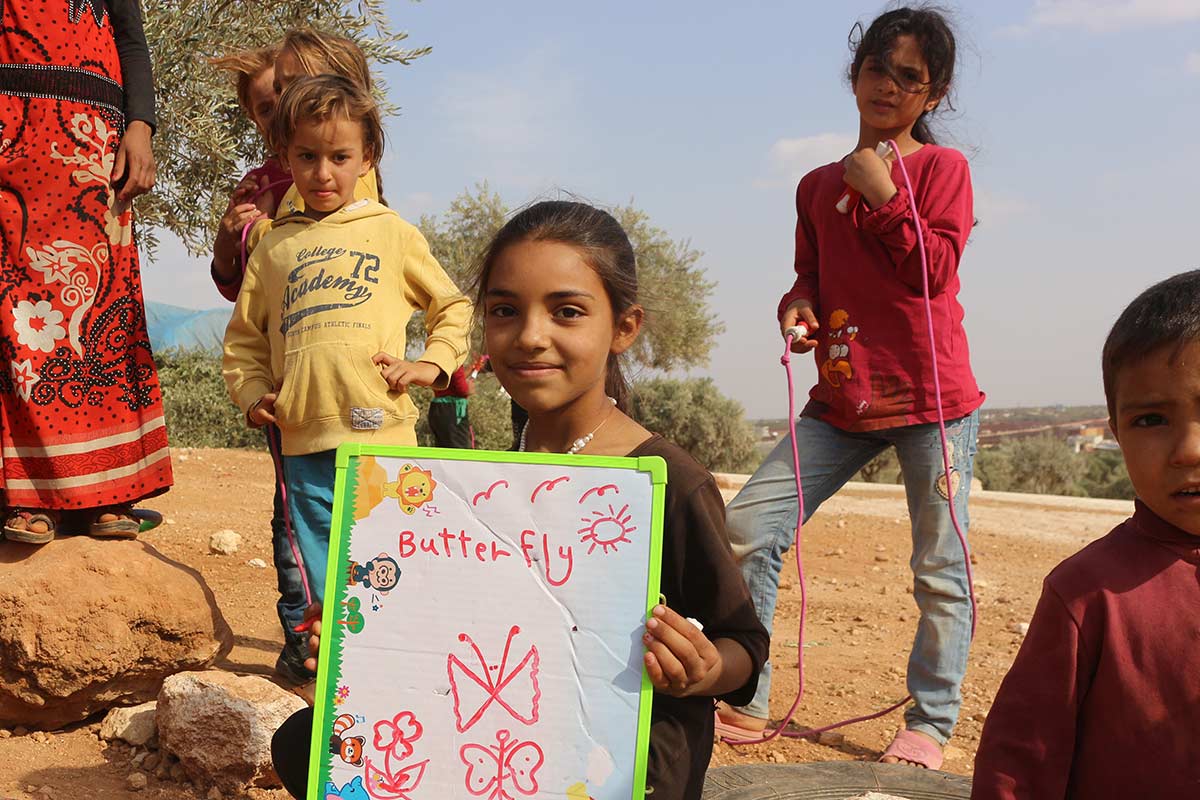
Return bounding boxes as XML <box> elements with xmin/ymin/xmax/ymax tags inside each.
<box><xmin>223</xmin><ymin>75</ymin><xmax>471</xmax><ymax>602</ymax></box>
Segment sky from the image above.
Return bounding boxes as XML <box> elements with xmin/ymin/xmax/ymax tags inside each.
<box><xmin>140</xmin><ymin>0</ymin><xmax>1200</xmax><ymax>419</ymax></box>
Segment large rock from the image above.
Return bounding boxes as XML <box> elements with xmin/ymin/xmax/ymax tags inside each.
<box><xmin>0</xmin><ymin>537</ymin><xmax>233</xmax><ymax>729</ymax></box>
<box><xmin>157</xmin><ymin>671</ymin><xmax>306</xmax><ymax>791</ymax></box>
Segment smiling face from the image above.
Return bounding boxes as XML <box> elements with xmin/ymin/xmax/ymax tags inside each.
<box><xmin>852</xmin><ymin>34</ymin><xmax>939</xmax><ymax>139</ymax></box>
<box><xmin>283</xmin><ymin>114</ymin><xmax>370</xmax><ymax>220</ymax></box>
<box><xmin>483</xmin><ymin>239</ymin><xmax>639</xmax><ymax>417</ymax></box>
<box><xmin>1111</xmin><ymin>340</ymin><xmax>1200</xmax><ymax>536</ymax></box>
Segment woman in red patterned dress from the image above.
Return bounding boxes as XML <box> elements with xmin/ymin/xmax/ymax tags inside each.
<box><xmin>0</xmin><ymin>0</ymin><xmax>172</xmax><ymax>543</ymax></box>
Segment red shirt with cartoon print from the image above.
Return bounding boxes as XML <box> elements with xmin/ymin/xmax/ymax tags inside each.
<box><xmin>778</xmin><ymin>144</ymin><xmax>984</xmax><ymax>432</ymax></box>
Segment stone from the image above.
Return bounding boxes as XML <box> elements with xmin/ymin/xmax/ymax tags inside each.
<box><xmin>207</xmin><ymin>786</ymin><xmax>224</xmax><ymax>800</ymax></box>
<box><xmin>100</xmin><ymin>702</ymin><xmax>158</xmax><ymax>746</ymax></box>
<box><xmin>246</xmin><ymin>558</ymin><xmax>268</xmax><ymax>569</ymax></box>
<box><xmin>126</xmin><ymin>773</ymin><xmax>148</xmax><ymax>792</ymax></box>
<box><xmin>208</xmin><ymin>530</ymin><xmax>241</xmax><ymax>556</ymax></box>
<box><xmin>30</xmin><ymin>730</ymin><xmax>48</xmax><ymax>743</ymax></box>
<box><xmin>143</xmin><ymin>752</ymin><xmax>161</xmax><ymax>771</ymax></box>
<box><xmin>169</xmin><ymin>763</ymin><xmax>188</xmax><ymax>782</ymax></box>
<box><xmin>1007</xmin><ymin>621</ymin><xmax>1030</xmax><ymax>636</ymax></box>
<box><xmin>157</xmin><ymin>671</ymin><xmax>306</xmax><ymax>791</ymax></box>
<box><xmin>0</xmin><ymin>537</ymin><xmax>233</xmax><ymax>729</ymax></box>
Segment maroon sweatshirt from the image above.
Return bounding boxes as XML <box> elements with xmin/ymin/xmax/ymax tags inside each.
<box><xmin>778</xmin><ymin>144</ymin><xmax>983</xmax><ymax>431</ymax></box>
<box><xmin>972</xmin><ymin>501</ymin><xmax>1200</xmax><ymax>799</ymax></box>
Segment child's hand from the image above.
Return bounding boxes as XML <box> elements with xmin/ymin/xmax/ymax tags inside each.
<box><xmin>781</xmin><ymin>299</ymin><xmax>820</xmax><ymax>353</ymax></box>
<box><xmin>300</xmin><ymin>602</ymin><xmax>322</xmax><ymax>673</ymax></box>
<box><xmin>372</xmin><ymin>353</ymin><xmax>442</xmax><ymax>391</ymax></box>
<box><xmin>843</xmin><ymin>146</ymin><xmax>897</xmax><ymax>209</ymax></box>
<box><xmin>230</xmin><ymin>174</ymin><xmax>259</xmax><ymax>205</ymax></box>
<box><xmin>220</xmin><ymin>200</ymin><xmax>263</xmax><ymax>238</ymax></box>
<box><xmin>643</xmin><ymin>604</ymin><xmax>721</xmax><ymax>698</ymax></box>
<box><xmin>248</xmin><ymin>393</ymin><xmax>277</xmax><ymax>427</ymax></box>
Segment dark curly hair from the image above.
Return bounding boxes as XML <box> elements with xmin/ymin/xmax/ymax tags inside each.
<box><xmin>849</xmin><ymin>5</ymin><xmax>959</xmax><ymax>145</ymax></box>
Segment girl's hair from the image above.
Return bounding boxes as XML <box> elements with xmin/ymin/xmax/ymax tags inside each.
<box><xmin>279</xmin><ymin>28</ymin><xmax>373</xmax><ymax>93</ymax></box>
<box><xmin>268</xmin><ymin>74</ymin><xmax>385</xmax><ymax>166</ymax></box>
<box><xmin>210</xmin><ymin>45</ymin><xmax>279</xmax><ymax>118</ymax></box>
<box><xmin>849</xmin><ymin>5</ymin><xmax>958</xmax><ymax>144</ymax></box>
<box><xmin>474</xmin><ymin>201</ymin><xmax>640</xmax><ymax>412</ymax></box>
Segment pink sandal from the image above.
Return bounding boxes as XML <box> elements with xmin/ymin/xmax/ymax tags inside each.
<box><xmin>880</xmin><ymin>728</ymin><xmax>944</xmax><ymax>770</ymax></box>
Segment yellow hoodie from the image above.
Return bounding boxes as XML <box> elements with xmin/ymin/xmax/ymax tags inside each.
<box><xmin>223</xmin><ymin>199</ymin><xmax>471</xmax><ymax>456</ymax></box>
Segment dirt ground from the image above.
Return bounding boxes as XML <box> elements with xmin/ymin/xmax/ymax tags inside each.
<box><xmin>0</xmin><ymin>449</ymin><xmax>1134</xmax><ymax>799</ymax></box>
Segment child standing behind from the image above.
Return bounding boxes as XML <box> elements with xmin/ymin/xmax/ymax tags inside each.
<box><xmin>212</xmin><ymin>28</ymin><xmax>382</xmax><ymax>300</ymax></box>
<box><xmin>972</xmin><ymin>271</ymin><xmax>1200</xmax><ymax>798</ymax></box>
<box><xmin>223</xmin><ymin>75</ymin><xmax>470</xmax><ymax>602</ymax></box>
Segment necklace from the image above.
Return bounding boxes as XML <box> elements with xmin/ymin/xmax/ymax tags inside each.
<box><xmin>518</xmin><ymin>397</ymin><xmax>617</xmax><ymax>455</ymax></box>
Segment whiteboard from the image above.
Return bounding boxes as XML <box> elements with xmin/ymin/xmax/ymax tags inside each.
<box><xmin>309</xmin><ymin>444</ymin><xmax>666</xmax><ymax>800</ymax></box>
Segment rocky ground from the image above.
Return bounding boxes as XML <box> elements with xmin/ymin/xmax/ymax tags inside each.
<box><xmin>0</xmin><ymin>449</ymin><xmax>1133</xmax><ymax>799</ymax></box>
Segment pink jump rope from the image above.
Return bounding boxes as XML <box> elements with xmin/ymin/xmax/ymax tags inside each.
<box><xmin>239</xmin><ymin>178</ymin><xmax>320</xmax><ymax>612</ymax></box>
<box><xmin>721</xmin><ymin>140</ymin><xmax>977</xmax><ymax>747</ymax></box>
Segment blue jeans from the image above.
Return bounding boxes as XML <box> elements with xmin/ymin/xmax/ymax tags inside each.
<box><xmin>281</xmin><ymin>449</ymin><xmax>337</xmax><ymax>604</ymax></box>
<box><xmin>265</xmin><ymin>427</ymin><xmax>310</xmax><ymax>654</ymax></box>
<box><xmin>726</xmin><ymin>410</ymin><xmax>979</xmax><ymax>744</ymax></box>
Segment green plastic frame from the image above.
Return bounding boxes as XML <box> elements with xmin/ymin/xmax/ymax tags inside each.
<box><xmin>306</xmin><ymin>443</ymin><xmax>668</xmax><ymax>800</ymax></box>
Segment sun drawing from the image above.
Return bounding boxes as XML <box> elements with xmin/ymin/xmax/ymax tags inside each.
<box><xmin>578</xmin><ymin>504</ymin><xmax>637</xmax><ymax>555</ymax></box>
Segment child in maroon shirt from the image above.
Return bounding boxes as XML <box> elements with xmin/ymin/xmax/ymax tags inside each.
<box><xmin>721</xmin><ymin>8</ymin><xmax>982</xmax><ymax>769</ymax></box>
<box><xmin>972</xmin><ymin>271</ymin><xmax>1200</xmax><ymax>798</ymax></box>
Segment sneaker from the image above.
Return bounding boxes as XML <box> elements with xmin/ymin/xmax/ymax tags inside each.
<box><xmin>274</xmin><ymin>645</ymin><xmax>317</xmax><ymax>685</ymax></box>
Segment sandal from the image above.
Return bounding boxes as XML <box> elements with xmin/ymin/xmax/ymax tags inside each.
<box><xmin>3</xmin><ymin>508</ymin><xmax>59</xmax><ymax>545</ymax></box>
<box><xmin>88</xmin><ymin>505</ymin><xmax>140</xmax><ymax>539</ymax></box>
<box><xmin>880</xmin><ymin>728</ymin><xmax>944</xmax><ymax>770</ymax></box>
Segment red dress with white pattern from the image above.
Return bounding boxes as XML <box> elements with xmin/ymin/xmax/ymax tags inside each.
<box><xmin>0</xmin><ymin>0</ymin><xmax>172</xmax><ymax>510</ymax></box>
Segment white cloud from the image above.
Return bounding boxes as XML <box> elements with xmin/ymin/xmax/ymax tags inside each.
<box><xmin>1025</xmin><ymin>0</ymin><xmax>1200</xmax><ymax>32</ymax></box>
<box><xmin>1187</xmin><ymin>50</ymin><xmax>1200</xmax><ymax>73</ymax></box>
<box><xmin>755</xmin><ymin>133</ymin><xmax>855</xmax><ymax>189</ymax></box>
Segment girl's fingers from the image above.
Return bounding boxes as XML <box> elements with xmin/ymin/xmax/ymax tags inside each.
<box><xmin>643</xmin><ymin>635</ymin><xmax>688</xmax><ymax>690</ymax></box>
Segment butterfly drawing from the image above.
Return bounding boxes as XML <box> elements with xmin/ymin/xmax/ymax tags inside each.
<box><xmin>446</xmin><ymin>625</ymin><xmax>541</xmax><ymax>732</ymax></box>
<box><xmin>459</xmin><ymin>729</ymin><xmax>544</xmax><ymax>800</ymax></box>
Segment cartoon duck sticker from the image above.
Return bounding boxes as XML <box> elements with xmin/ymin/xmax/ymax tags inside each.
<box><xmin>329</xmin><ymin>714</ymin><xmax>366</xmax><ymax>767</ymax></box>
<box><xmin>820</xmin><ymin>308</ymin><xmax>859</xmax><ymax>388</ymax></box>
<box><xmin>353</xmin><ymin>457</ymin><xmax>438</xmax><ymax>519</ymax></box>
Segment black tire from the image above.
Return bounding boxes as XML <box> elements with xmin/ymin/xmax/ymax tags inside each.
<box><xmin>702</xmin><ymin>762</ymin><xmax>971</xmax><ymax>799</ymax></box>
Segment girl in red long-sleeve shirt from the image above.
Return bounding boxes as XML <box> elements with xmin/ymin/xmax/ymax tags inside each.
<box><xmin>717</xmin><ymin>7</ymin><xmax>983</xmax><ymax>770</ymax></box>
